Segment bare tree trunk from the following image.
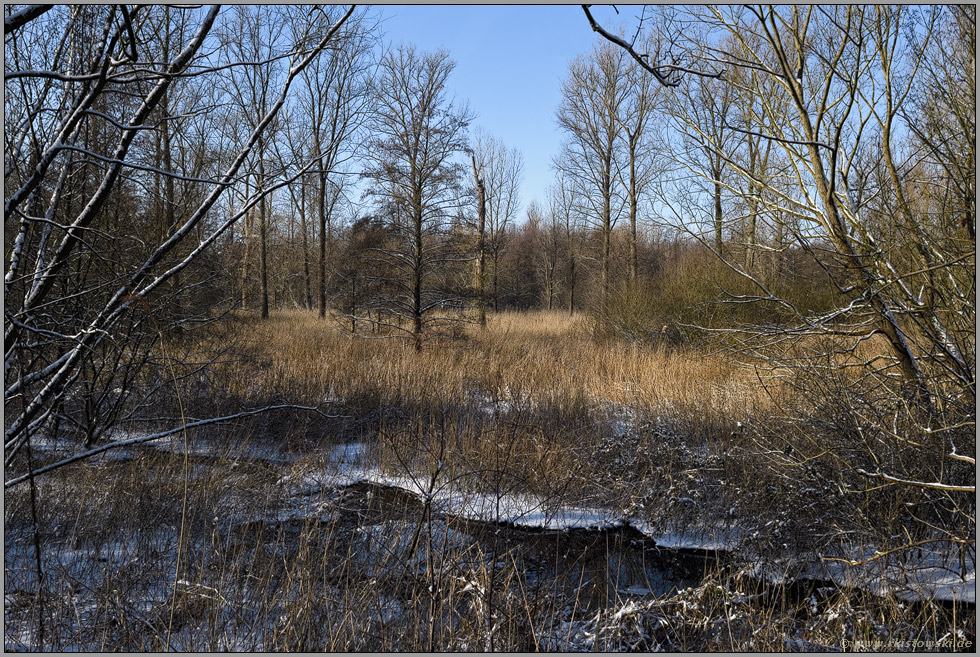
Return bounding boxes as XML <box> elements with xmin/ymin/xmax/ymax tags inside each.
<box><xmin>555</xmin><ymin>42</ymin><xmax>626</xmax><ymax>308</ymax></box>
<box><xmin>3</xmin><ymin>5</ymin><xmax>356</xmax><ymax>466</ymax></box>
<box><xmin>600</xmin><ymin>154</ymin><xmax>613</xmax><ymax>301</ymax></box>
<box><xmin>745</xmin><ymin>134</ymin><xmax>758</xmax><ymax>270</ymax></box>
<box><xmin>743</xmin><ymin>132</ymin><xmax>770</xmax><ymax>271</ymax></box>
<box><xmin>628</xmin><ymin>152</ymin><xmax>638</xmax><ymax>283</ymax></box>
<box><xmin>964</xmin><ymin>187</ymin><xmax>976</xmax><ymax>240</ymax></box>
<box><xmin>491</xmin><ymin>252</ymin><xmax>499</xmax><ymax>313</ymax></box>
<box><xmin>363</xmin><ymin>46</ymin><xmax>472</xmax><ymax>350</ymax></box>
<box><xmin>545</xmin><ymin>254</ymin><xmax>555</xmax><ymax>310</ymax></box>
<box><xmin>240</xmin><ymin>178</ymin><xmax>252</xmax><ymax>310</ymax></box>
<box><xmin>350</xmin><ymin>277</ymin><xmax>357</xmax><ymax>333</ymax></box>
<box><xmin>713</xmin><ymin>170</ymin><xmax>723</xmax><ymax>256</ymax></box>
<box><xmin>791</xmin><ymin>65</ymin><xmax>930</xmax><ymax>398</ymax></box>
<box><xmin>471</xmin><ymin>155</ymin><xmax>487</xmax><ymax>327</ymax></box>
<box><xmin>318</xmin><ymin>164</ymin><xmax>327</xmax><ymax>319</ymax></box>
<box><xmin>413</xmin><ymin>192</ymin><xmax>424</xmax><ymax>351</ymax></box>
<box><xmin>620</xmin><ymin>54</ymin><xmax>657</xmax><ymax>285</ymax></box>
<box><xmin>161</xmin><ymin>102</ymin><xmax>183</xmax><ymax>321</ymax></box>
<box><xmin>300</xmin><ymin>174</ymin><xmax>313</xmax><ymax>309</ymax></box>
<box><xmin>568</xmin><ymin>252</ymin><xmax>576</xmax><ymax>315</ymax></box>
<box><xmin>258</xmin><ymin>157</ymin><xmax>269</xmax><ymax>319</ymax></box>
<box><xmin>771</xmin><ymin>217</ymin><xmax>784</xmax><ymax>281</ymax></box>
<box><xmin>158</xmin><ymin>11</ymin><xmax>182</xmax><ymax>320</ymax></box>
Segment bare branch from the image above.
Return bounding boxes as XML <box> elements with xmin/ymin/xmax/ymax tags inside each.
<box><xmin>581</xmin><ymin>4</ymin><xmax>721</xmax><ymax>87</ymax></box>
<box><xmin>5</xmin><ymin>405</ymin><xmax>340</xmax><ymax>489</ymax></box>
<box><xmin>4</xmin><ymin>4</ymin><xmax>52</xmax><ymax>34</ymax></box>
<box><xmin>856</xmin><ymin>469</ymin><xmax>975</xmax><ymax>494</ymax></box>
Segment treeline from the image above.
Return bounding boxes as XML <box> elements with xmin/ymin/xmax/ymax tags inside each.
<box><xmin>248</xmin><ymin>203</ymin><xmax>839</xmax><ymax>335</ymax></box>
<box><xmin>211</xmin><ymin>5</ymin><xmax>975</xmax><ymax>361</ymax></box>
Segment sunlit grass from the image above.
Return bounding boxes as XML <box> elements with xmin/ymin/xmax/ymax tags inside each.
<box><xmin>213</xmin><ymin>308</ymin><xmax>770</xmax><ymax>436</ymax></box>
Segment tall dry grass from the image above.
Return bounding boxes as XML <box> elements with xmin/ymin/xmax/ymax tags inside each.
<box><xmin>209</xmin><ymin>308</ymin><xmax>768</xmax><ymax>431</ymax></box>
<box><xmin>177</xmin><ymin>308</ymin><xmax>774</xmax><ymax>507</ymax></box>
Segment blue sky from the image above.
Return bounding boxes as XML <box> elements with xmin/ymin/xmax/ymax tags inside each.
<box><xmin>375</xmin><ymin>4</ymin><xmax>610</xmax><ymax>215</ymax></box>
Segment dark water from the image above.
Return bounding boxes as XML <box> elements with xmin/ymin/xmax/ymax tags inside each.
<box><xmin>332</xmin><ymin>480</ymin><xmax>722</xmax><ymax>610</ymax></box>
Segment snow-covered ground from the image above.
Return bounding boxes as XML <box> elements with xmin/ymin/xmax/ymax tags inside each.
<box><xmin>27</xmin><ymin>422</ymin><xmax>977</xmax><ymax>606</ymax></box>
<box><xmin>259</xmin><ymin>436</ymin><xmax>979</xmax><ymax>606</ymax></box>
<box><xmin>10</xmin><ymin>416</ymin><xmax>974</xmax><ymax>651</ymax></box>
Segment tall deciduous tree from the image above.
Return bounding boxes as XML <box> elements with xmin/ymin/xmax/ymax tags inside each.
<box><xmin>4</xmin><ymin>4</ymin><xmax>356</xmax><ymax>475</ymax></box>
<box><xmin>362</xmin><ymin>46</ymin><xmax>473</xmax><ymax>350</ymax></box>
<box><xmin>219</xmin><ymin>5</ymin><xmax>291</xmax><ymax>319</ymax></box>
<box><xmin>471</xmin><ymin>130</ymin><xmax>523</xmax><ymax>313</ymax></box>
<box><xmin>618</xmin><ymin>38</ymin><xmax>663</xmax><ymax>283</ymax></box>
<box><xmin>293</xmin><ymin>6</ymin><xmax>375</xmax><ymax>319</ymax></box>
<box><xmin>665</xmin><ymin>71</ymin><xmax>737</xmax><ymax>255</ymax></box>
<box><xmin>523</xmin><ymin>200</ymin><xmax>561</xmax><ymax>311</ymax></box>
<box><xmin>712</xmin><ymin>5</ymin><xmax>973</xmax><ymax>397</ymax></box>
<box><xmin>549</xmin><ymin>166</ymin><xmax>585</xmax><ymax>315</ymax></box>
<box><xmin>470</xmin><ymin>153</ymin><xmax>488</xmax><ymax>326</ymax></box>
<box><xmin>556</xmin><ymin>41</ymin><xmax>628</xmax><ymax>302</ymax></box>
<box><xmin>599</xmin><ymin>4</ymin><xmax>975</xmax><ymax>538</ymax></box>
<box><xmin>906</xmin><ymin>5</ymin><xmax>975</xmax><ymax>241</ymax></box>
<box><xmin>587</xmin><ymin>1</ymin><xmax>975</xmax><ymax>562</ymax></box>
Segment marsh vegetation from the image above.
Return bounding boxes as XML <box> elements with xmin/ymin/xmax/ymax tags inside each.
<box><xmin>5</xmin><ymin>4</ymin><xmax>975</xmax><ymax>651</ymax></box>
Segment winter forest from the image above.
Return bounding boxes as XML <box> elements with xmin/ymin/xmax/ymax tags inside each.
<box><xmin>4</xmin><ymin>4</ymin><xmax>975</xmax><ymax>651</ymax></box>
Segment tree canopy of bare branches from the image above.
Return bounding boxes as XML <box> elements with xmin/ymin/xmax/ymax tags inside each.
<box><xmin>471</xmin><ymin>130</ymin><xmax>524</xmax><ymax>315</ymax></box>
<box><xmin>360</xmin><ymin>46</ymin><xmax>474</xmax><ymax>350</ymax></box>
<box><xmin>4</xmin><ymin>4</ymin><xmax>356</xmax><ymax>479</ymax></box>
<box><xmin>591</xmin><ymin>4</ymin><xmax>976</xmax><ymax>546</ymax></box>
<box><xmin>556</xmin><ymin>40</ymin><xmax>629</xmax><ymax>302</ymax></box>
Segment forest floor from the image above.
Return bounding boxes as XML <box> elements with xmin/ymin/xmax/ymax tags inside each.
<box><xmin>4</xmin><ymin>310</ymin><xmax>975</xmax><ymax>651</ymax></box>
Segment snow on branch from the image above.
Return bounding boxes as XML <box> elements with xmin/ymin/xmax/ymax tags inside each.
<box><xmin>4</xmin><ymin>4</ymin><xmax>52</xmax><ymax>34</ymax></box>
<box><xmin>856</xmin><ymin>469</ymin><xmax>975</xmax><ymax>494</ymax></box>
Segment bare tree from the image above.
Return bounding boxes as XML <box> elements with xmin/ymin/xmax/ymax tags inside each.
<box><xmin>470</xmin><ymin>153</ymin><xmax>488</xmax><ymax>326</ymax></box>
<box><xmin>692</xmin><ymin>5</ymin><xmax>974</xmax><ymax>544</ymax></box>
<box><xmin>539</xmin><ymin>201</ymin><xmax>563</xmax><ymax>311</ymax></box>
<box><xmin>591</xmin><ymin>4</ymin><xmax>975</xmax><ymax>559</ymax></box>
<box><xmin>905</xmin><ymin>5</ymin><xmax>975</xmax><ymax>240</ymax></box>
<box><xmin>714</xmin><ymin>34</ymin><xmax>789</xmax><ymax>274</ymax></box>
<box><xmin>361</xmin><ymin>45</ymin><xmax>473</xmax><ymax>350</ymax></box>
<box><xmin>219</xmin><ymin>6</ymin><xmax>296</xmax><ymax>319</ymax></box>
<box><xmin>549</xmin><ymin>166</ymin><xmax>586</xmax><ymax>314</ymax></box>
<box><xmin>471</xmin><ymin>130</ymin><xmax>523</xmax><ymax>313</ymax></box>
<box><xmin>525</xmin><ymin>200</ymin><xmax>560</xmax><ymax>311</ymax></box>
<box><xmin>664</xmin><ymin>71</ymin><xmax>738</xmax><ymax>255</ymax></box>
<box><xmin>556</xmin><ymin>40</ymin><xmax>628</xmax><ymax>301</ymax></box>
<box><xmin>279</xmin><ymin>105</ymin><xmax>316</xmax><ymax>310</ymax></box>
<box><xmin>618</xmin><ymin>39</ymin><xmax>663</xmax><ymax>282</ymax></box>
<box><xmin>293</xmin><ymin>7</ymin><xmax>375</xmax><ymax>319</ymax></box>
<box><xmin>709</xmin><ymin>5</ymin><xmax>973</xmax><ymax>396</ymax></box>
